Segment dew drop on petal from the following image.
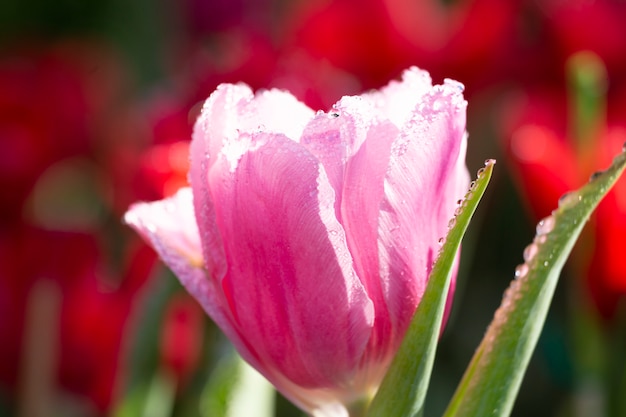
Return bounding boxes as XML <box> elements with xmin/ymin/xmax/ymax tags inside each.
<box><xmin>160</xmin><ymin>200</ymin><xmax>171</xmax><ymax>213</ymax></box>
<box><xmin>448</xmin><ymin>217</ymin><xmax>456</xmax><ymax>229</ymax></box>
<box><xmin>438</xmin><ymin>237</ymin><xmax>445</xmax><ymax>246</ymax></box>
<box><xmin>476</xmin><ymin>167</ymin><xmax>485</xmax><ymax>178</ymax></box>
<box><xmin>536</xmin><ymin>215</ymin><xmax>555</xmax><ymax>235</ymax></box>
<box><xmin>444</xmin><ymin>78</ymin><xmax>465</xmax><ymax>92</ymax></box>
<box><xmin>146</xmin><ymin>222</ymin><xmax>157</xmax><ymax>234</ymax></box>
<box><xmin>469</xmin><ymin>181</ymin><xmax>477</xmax><ymax>191</ymax></box>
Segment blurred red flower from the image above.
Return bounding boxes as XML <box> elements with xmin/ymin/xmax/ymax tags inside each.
<box><xmin>502</xmin><ymin>85</ymin><xmax>626</xmax><ymax>318</ymax></box>
<box><xmin>0</xmin><ymin>228</ymin><xmax>156</xmax><ymax>413</ymax></box>
<box><xmin>159</xmin><ymin>293</ymin><xmax>204</xmax><ymax>385</ymax></box>
<box><xmin>0</xmin><ymin>40</ymin><xmax>160</xmax><ymax>414</ymax></box>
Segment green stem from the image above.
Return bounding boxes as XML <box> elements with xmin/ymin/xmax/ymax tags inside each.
<box><xmin>609</xmin><ymin>302</ymin><xmax>626</xmax><ymax>417</ymax></box>
<box><xmin>566</xmin><ymin>51</ymin><xmax>607</xmax><ymax>167</ymax></box>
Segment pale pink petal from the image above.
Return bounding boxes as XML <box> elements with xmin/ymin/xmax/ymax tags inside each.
<box><xmin>339</xmin><ymin>120</ymin><xmax>400</xmax><ymax>361</ymax></box>
<box><xmin>377</xmin><ymin>78</ymin><xmax>469</xmax><ymax>339</ymax></box>
<box><xmin>207</xmin><ymin>131</ymin><xmax>374</xmax><ymax>388</ymax></box>
<box><xmin>190</xmin><ymin>84</ymin><xmax>315</xmax><ymax>281</ymax></box>
<box><xmin>362</xmin><ymin>67</ymin><xmax>434</xmax><ymax>127</ymax></box>
<box><xmin>123</xmin><ymin>189</ymin><xmax>265</xmax><ymax>374</ymax></box>
<box><xmin>298</xmin><ymin>96</ymin><xmax>376</xmax><ymax>219</ymax></box>
<box><xmin>299</xmin><ymin>87</ymin><xmax>404</xmax><ymax>363</ymax></box>
<box><xmin>124</xmin><ymin>188</ymin><xmax>203</xmax><ymax>271</ymax></box>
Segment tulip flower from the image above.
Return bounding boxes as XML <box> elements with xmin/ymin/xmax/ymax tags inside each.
<box><xmin>125</xmin><ymin>67</ymin><xmax>469</xmax><ymax>416</ymax></box>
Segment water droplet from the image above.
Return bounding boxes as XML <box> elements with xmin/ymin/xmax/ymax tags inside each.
<box><xmin>457</xmin><ymin>199</ymin><xmax>463</xmax><ymax>206</ymax></box>
<box><xmin>164</xmin><ymin>202</ymin><xmax>175</xmax><ymax>213</ymax></box>
<box><xmin>589</xmin><ymin>170</ymin><xmax>604</xmax><ymax>182</ymax></box>
<box><xmin>515</xmin><ymin>263</ymin><xmax>529</xmax><ymax>278</ymax></box>
<box><xmin>534</xmin><ymin>234</ymin><xmax>547</xmax><ymax>245</ymax></box>
<box><xmin>146</xmin><ymin>222</ymin><xmax>157</xmax><ymax>233</ymax></box>
<box><xmin>465</xmin><ymin>192</ymin><xmax>474</xmax><ymax>201</ymax></box>
<box><xmin>454</xmin><ymin>206</ymin><xmax>463</xmax><ymax>216</ymax></box>
<box><xmin>448</xmin><ymin>217</ymin><xmax>456</xmax><ymax>229</ymax></box>
<box><xmin>523</xmin><ymin>243</ymin><xmax>539</xmax><ymax>262</ymax></box>
<box><xmin>484</xmin><ymin>159</ymin><xmax>496</xmax><ymax>166</ymax></box>
<box><xmin>444</xmin><ymin>78</ymin><xmax>465</xmax><ymax>92</ymax></box>
<box><xmin>477</xmin><ymin>167</ymin><xmax>486</xmax><ymax>178</ymax></box>
<box><xmin>558</xmin><ymin>192</ymin><xmax>581</xmax><ymax>208</ymax></box>
<box><xmin>536</xmin><ymin>215</ymin><xmax>555</xmax><ymax>235</ymax></box>
<box><xmin>543</xmin><ymin>261</ymin><xmax>550</xmax><ymax>267</ymax></box>
<box><xmin>469</xmin><ymin>181</ymin><xmax>477</xmax><ymax>191</ymax></box>
<box><xmin>438</xmin><ymin>237</ymin><xmax>445</xmax><ymax>246</ymax></box>
<box><xmin>509</xmin><ymin>278</ymin><xmax>522</xmax><ymax>294</ymax></box>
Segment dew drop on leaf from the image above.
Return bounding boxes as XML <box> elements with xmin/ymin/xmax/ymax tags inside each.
<box><xmin>589</xmin><ymin>170</ymin><xmax>604</xmax><ymax>182</ymax></box>
<box><xmin>514</xmin><ymin>263</ymin><xmax>529</xmax><ymax>278</ymax></box>
<box><xmin>523</xmin><ymin>243</ymin><xmax>539</xmax><ymax>262</ymax></box>
<box><xmin>536</xmin><ymin>215</ymin><xmax>555</xmax><ymax>235</ymax></box>
<box><xmin>558</xmin><ymin>192</ymin><xmax>582</xmax><ymax>208</ymax></box>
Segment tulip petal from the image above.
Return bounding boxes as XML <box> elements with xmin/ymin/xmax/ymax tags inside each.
<box><xmin>362</xmin><ymin>66</ymin><xmax>434</xmax><ymax>128</ymax></box>
<box><xmin>190</xmin><ymin>84</ymin><xmax>315</xmax><ymax>280</ymax></box>
<box><xmin>207</xmin><ymin>131</ymin><xmax>374</xmax><ymax>388</ymax></box>
<box><xmin>123</xmin><ymin>189</ymin><xmax>262</xmax><ymax>373</ymax></box>
<box><xmin>300</xmin><ymin>91</ymin><xmax>403</xmax><ymax>362</ymax></box>
<box><xmin>378</xmin><ymin>79</ymin><xmax>469</xmax><ymax>336</ymax></box>
<box><xmin>340</xmin><ymin>120</ymin><xmax>399</xmax><ymax>360</ymax></box>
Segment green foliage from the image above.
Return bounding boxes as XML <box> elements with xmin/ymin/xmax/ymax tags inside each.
<box><xmin>443</xmin><ymin>149</ymin><xmax>626</xmax><ymax>417</ymax></box>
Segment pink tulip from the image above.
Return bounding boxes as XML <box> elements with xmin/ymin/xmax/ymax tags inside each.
<box><xmin>125</xmin><ymin>67</ymin><xmax>469</xmax><ymax>416</ymax></box>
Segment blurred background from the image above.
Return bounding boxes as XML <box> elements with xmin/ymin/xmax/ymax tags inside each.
<box><xmin>1</xmin><ymin>0</ymin><xmax>626</xmax><ymax>416</ymax></box>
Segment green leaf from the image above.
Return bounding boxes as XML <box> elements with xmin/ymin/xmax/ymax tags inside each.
<box><xmin>443</xmin><ymin>148</ymin><xmax>626</xmax><ymax>417</ymax></box>
<box><xmin>366</xmin><ymin>160</ymin><xmax>496</xmax><ymax>417</ymax></box>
